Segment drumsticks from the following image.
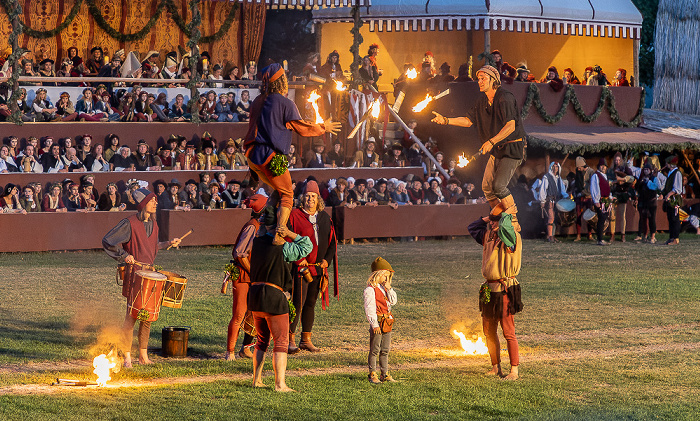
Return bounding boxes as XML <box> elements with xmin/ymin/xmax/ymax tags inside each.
<box><xmin>167</xmin><ymin>229</ymin><xmax>193</xmax><ymax>250</ymax></box>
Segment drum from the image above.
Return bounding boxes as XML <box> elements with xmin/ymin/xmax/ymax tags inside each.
<box><xmin>160</xmin><ymin>271</ymin><xmax>188</xmax><ymax>309</ymax></box>
<box><xmin>127</xmin><ymin>270</ymin><xmax>167</xmax><ymax>322</ymax></box>
<box><xmin>582</xmin><ymin>208</ymin><xmax>597</xmax><ymax>222</ymax></box>
<box><xmin>556</xmin><ymin>199</ymin><xmax>576</xmax><ymax>213</ymax></box>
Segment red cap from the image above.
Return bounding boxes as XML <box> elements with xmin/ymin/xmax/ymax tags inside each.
<box><xmin>244</xmin><ymin>194</ymin><xmax>267</xmax><ymax>213</ymax></box>
<box><xmin>303</xmin><ymin>180</ymin><xmax>320</xmax><ymax>195</ymax></box>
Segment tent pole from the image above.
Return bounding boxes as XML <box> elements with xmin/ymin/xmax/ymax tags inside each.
<box><xmin>484</xmin><ymin>29</ymin><xmax>491</xmax><ymax>58</ymax></box>
<box><xmin>633</xmin><ymin>38</ymin><xmax>640</xmax><ymax>87</ymax></box>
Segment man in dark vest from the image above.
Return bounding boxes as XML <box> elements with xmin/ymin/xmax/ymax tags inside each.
<box><xmin>248</xmin><ymin>199</ymin><xmax>312</xmax><ymax>392</ymax></box>
<box><xmin>103</xmin><ymin>188</ymin><xmax>182</xmax><ymax>367</ymax></box>
<box><xmin>662</xmin><ymin>155</ymin><xmax>683</xmax><ymax>245</ymax></box>
<box><xmin>589</xmin><ymin>158</ymin><xmax>612</xmax><ymax>245</ymax></box>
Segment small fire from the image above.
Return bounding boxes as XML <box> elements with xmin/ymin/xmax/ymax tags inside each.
<box><xmin>335</xmin><ymin>80</ymin><xmax>346</xmax><ymax>91</ymax></box>
<box><xmin>370</xmin><ymin>99</ymin><xmax>381</xmax><ymax>119</ymax></box>
<box><xmin>307</xmin><ymin>90</ymin><xmax>324</xmax><ymax>124</ymax></box>
<box><xmin>93</xmin><ymin>351</ymin><xmax>117</xmax><ymax>387</ymax></box>
<box><xmin>406</xmin><ymin>68</ymin><xmax>418</xmax><ymax>79</ymax></box>
<box><xmin>457</xmin><ymin>153</ymin><xmax>470</xmax><ymax>168</ymax></box>
<box><xmin>452</xmin><ymin>330</ymin><xmax>488</xmax><ymax>355</ymax></box>
<box><xmin>412</xmin><ymin>94</ymin><xmax>433</xmax><ymax>112</ymax></box>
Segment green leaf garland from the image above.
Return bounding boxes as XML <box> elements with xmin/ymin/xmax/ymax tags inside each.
<box><xmin>269</xmin><ymin>153</ymin><xmax>289</xmax><ymax>177</ymax></box>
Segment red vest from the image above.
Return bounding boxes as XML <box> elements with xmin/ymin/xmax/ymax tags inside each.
<box><xmin>596</xmin><ymin>171</ymin><xmax>611</xmax><ymax>198</ymax></box>
<box><xmin>124</xmin><ymin>214</ymin><xmax>159</xmax><ymax>265</ymax></box>
<box><xmin>373</xmin><ymin>286</ymin><xmax>391</xmax><ymax>316</ymax></box>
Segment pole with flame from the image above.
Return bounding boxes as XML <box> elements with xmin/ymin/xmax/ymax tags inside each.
<box><xmin>307</xmin><ymin>90</ymin><xmax>324</xmax><ymax>124</ymax></box>
<box><xmin>411</xmin><ymin>89</ymin><xmax>451</xmax><ymax>113</ymax></box>
<box><xmin>457</xmin><ymin>151</ymin><xmax>482</xmax><ymax>168</ymax></box>
<box><xmin>392</xmin><ymin>67</ymin><xmax>418</xmax><ymax>113</ymax></box>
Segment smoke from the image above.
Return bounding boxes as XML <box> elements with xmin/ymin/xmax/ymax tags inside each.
<box><xmin>88</xmin><ymin>325</ymin><xmax>124</xmax><ymax>373</ymax></box>
<box><xmin>450</xmin><ymin>320</ymin><xmax>483</xmax><ymax>339</ymax></box>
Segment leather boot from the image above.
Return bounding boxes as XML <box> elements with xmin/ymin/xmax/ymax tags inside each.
<box><xmin>288</xmin><ymin>332</ymin><xmax>300</xmax><ymax>354</ymax></box>
<box><xmin>299</xmin><ymin>332</ymin><xmax>321</xmax><ymax>352</ymax></box>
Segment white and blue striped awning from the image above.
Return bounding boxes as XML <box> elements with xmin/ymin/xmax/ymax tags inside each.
<box><xmin>312</xmin><ymin>0</ymin><xmax>642</xmax><ymax>39</ymax></box>
<box><xmin>208</xmin><ymin>0</ymin><xmax>371</xmax><ymax>7</ymax></box>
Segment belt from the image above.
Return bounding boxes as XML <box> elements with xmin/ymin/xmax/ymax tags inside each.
<box><xmin>252</xmin><ymin>282</ymin><xmax>284</xmax><ymax>292</ymax></box>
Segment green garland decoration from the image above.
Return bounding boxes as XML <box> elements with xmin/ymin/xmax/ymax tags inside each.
<box><xmin>136</xmin><ymin>309</ymin><xmax>150</xmax><ymax>322</ymax></box>
<box><xmin>223</xmin><ymin>262</ymin><xmax>240</xmax><ymax>281</ymax></box>
<box><xmin>520</xmin><ymin>83</ymin><xmax>645</xmax><ymax>128</ymax></box>
<box><xmin>86</xmin><ymin>0</ymin><xmax>166</xmax><ymax>43</ymax></box>
<box><xmin>165</xmin><ymin>0</ymin><xmax>238</xmax><ymax>45</ymax></box>
<box><xmin>185</xmin><ymin>0</ymin><xmax>202</xmax><ymax>125</ymax></box>
<box><xmin>268</xmin><ymin>153</ymin><xmax>289</xmax><ymax>177</ymax></box>
<box><xmin>348</xmin><ymin>6</ymin><xmax>364</xmax><ymax>89</ymax></box>
<box><xmin>5</xmin><ymin>0</ymin><xmax>24</xmax><ymax>125</ymax></box>
<box><xmin>0</xmin><ymin>0</ymin><xmax>83</xmax><ymax>39</ymax></box>
<box><xmin>526</xmin><ymin>135</ymin><xmax>700</xmax><ymax>155</ymax></box>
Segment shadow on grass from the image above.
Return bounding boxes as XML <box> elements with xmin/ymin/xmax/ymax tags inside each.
<box><xmin>0</xmin><ymin>318</ymin><xmax>98</xmax><ymax>360</ymax></box>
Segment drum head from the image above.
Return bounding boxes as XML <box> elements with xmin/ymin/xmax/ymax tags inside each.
<box><xmin>556</xmin><ymin>199</ymin><xmax>575</xmax><ymax>213</ymax></box>
<box><xmin>136</xmin><ymin>270</ymin><xmax>167</xmax><ymax>280</ymax></box>
<box><xmin>582</xmin><ymin>209</ymin><xmax>596</xmax><ymax>221</ymax></box>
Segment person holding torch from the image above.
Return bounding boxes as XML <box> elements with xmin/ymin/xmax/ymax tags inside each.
<box><xmin>431</xmin><ymin>65</ymin><xmax>526</xmax><ymax>227</ymax></box>
<box><xmin>244</xmin><ymin>63</ymin><xmax>341</xmax><ymax>245</ymax></box>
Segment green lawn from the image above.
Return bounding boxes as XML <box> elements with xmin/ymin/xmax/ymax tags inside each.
<box><xmin>1</xmin><ymin>233</ymin><xmax>699</xmax><ymax>420</ymax></box>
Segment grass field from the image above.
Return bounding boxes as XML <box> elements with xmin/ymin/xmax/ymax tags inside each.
<box><xmin>1</xmin><ymin>232</ymin><xmax>700</xmax><ymax>420</ymax></box>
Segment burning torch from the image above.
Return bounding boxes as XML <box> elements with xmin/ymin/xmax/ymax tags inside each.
<box><xmin>392</xmin><ymin>67</ymin><xmax>418</xmax><ymax>113</ymax></box>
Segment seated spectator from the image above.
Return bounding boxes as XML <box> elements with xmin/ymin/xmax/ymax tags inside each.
<box><xmin>432</xmin><ymin>62</ymin><xmax>455</xmax><ymax>84</ymax></box>
<box><xmin>327</xmin><ymin>177</ymin><xmax>348</xmax><ymax>207</ymax></box>
<box><xmin>213</xmin><ymin>171</ymin><xmax>227</xmax><ymax>191</ymax></box>
<box><xmin>198</xmin><ymin>172</ymin><xmax>212</xmax><ymax>197</ymax></box>
<box><xmin>305</xmin><ymin>138</ymin><xmax>328</xmax><ymax>168</ymax></box>
<box><xmin>455</xmin><ymin>63</ymin><xmax>473</xmax><ymax>82</ymax></box>
<box><xmin>159</xmin><ymin>179</ymin><xmax>189</xmax><ymax>211</ymax></box>
<box><xmin>1</xmin><ymin>183</ymin><xmax>26</xmax><ymax>214</ymax></box>
<box><xmin>348</xmin><ymin>178</ymin><xmax>374</xmax><ymax>206</ymax></box>
<box><xmin>158</xmin><ymin>145</ymin><xmax>174</xmax><ymax>170</ymax></box>
<box><xmin>96</xmin><ymin>92</ymin><xmax>121</xmax><ymax>121</ymax></box>
<box><xmin>197</xmin><ymin>94</ymin><xmax>210</xmax><ymax>122</ymax></box>
<box><xmin>241</xmin><ymin>61</ymin><xmax>257</xmax><ymax>80</ymax></box>
<box><xmin>390</xmin><ymin>181</ymin><xmax>411</xmax><ymax>205</ymax></box>
<box><xmin>38</xmin><ymin>58</ymin><xmax>56</xmax><ymax>85</ymax></box>
<box><xmin>287</xmin><ymin>143</ymin><xmax>300</xmax><ymax>169</ymax></box>
<box><xmin>202</xmin><ymin>90</ymin><xmax>218</xmax><ymax>121</ymax></box>
<box><xmin>110</xmin><ymin>146</ymin><xmax>136</xmax><ymax>171</ymax></box>
<box><xmin>370</xmin><ymin>179</ymin><xmax>397</xmax><ymax>207</ymax></box>
<box><xmin>42</xmin><ymin>183</ymin><xmax>67</xmax><ymax>212</ymax></box>
<box><xmin>79</xmin><ymin>182</ymin><xmax>97</xmax><ymax>211</ymax></box>
<box><xmin>236</xmin><ymin>89</ymin><xmax>251</xmax><ymax>122</ymax></box>
<box><xmin>76</xmin><ymin>134</ymin><xmax>92</xmax><ymax>162</ymax></box>
<box><xmin>63</xmin><ymin>147</ymin><xmax>86</xmax><ymax>172</ymax></box>
<box><xmin>40</xmin><ymin>144</ymin><xmax>66</xmax><ymax>173</ymax></box>
<box><xmin>586</xmin><ymin>65</ymin><xmax>609</xmax><ymax>86</ymax></box>
<box><xmin>17</xmin><ymin>144</ymin><xmax>43</xmax><ymax>173</ymax></box>
<box><xmin>583</xmin><ymin>66</ymin><xmax>594</xmax><ymax>83</ymax></box>
<box><xmin>353</xmin><ymin>137</ymin><xmax>380</xmax><ymax>167</ymax></box>
<box><xmin>408</xmin><ymin>178</ymin><xmax>425</xmax><ymax>204</ymax></box>
<box><xmin>563</xmin><ymin>68</ymin><xmax>580</xmax><ymax>85</ymax></box>
<box><xmin>121</xmin><ymin>180</ymin><xmax>141</xmax><ymax>210</ymax></box>
<box><xmin>326</xmin><ymin>139</ymin><xmax>345</xmax><ymax>167</ymax></box>
<box><xmin>118</xmin><ymin>93</ymin><xmax>135</xmax><ymax>121</ymax></box>
<box><xmin>221</xmin><ymin>180</ymin><xmax>243</xmax><ymax>208</ymax></box>
<box><xmin>98</xmin><ymin>182</ymin><xmax>126</xmax><ymax>211</ymax></box>
<box><xmin>85</xmin><ymin>46</ymin><xmax>104</xmax><ymax>75</ymax></box>
<box><xmin>202</xmin><ymin>182</ymin><xmax>225</xmax><ymax>209</ymax></box>
<box><xmin>83</xmin><ymin>143</ymin><xmax>109</xmax><ymax>172</ymax></box>
<box><xmin>55</xmin><ymin>92</ymin><xmax>78</xmax><ymax>121</ymax></box>
<box><xmin>208</xmin><ymin>64</ymin><xmax>225</xmax><ymax>88</ymax></box>
<box><xmin>514</xmin><ymin>65</ymin><xmax>535</xmax><ymax>82</ymax></box>
<box><xmin>38</xmin><ymin>136</ymin><xmax>53</xmax><ymax>156</ymax></box>
<box><xmin>225</xmin><ymin>65</ymin><xmax>242</xmax><ymax>83</ymax></box>
<box><xmin>0</xmin><ymin>83</ymin><xmax>10</xmax><ymax>122</ymax></box>
<box><xmin>445</xmin><ymin>178</ymin><xmax>466</xmax><ymax>204</ymax></box>
<box><xmin>97</xmin><ymin>55</ymin><xmax>122</xmax><ymax>92</ymax></box>
<box><xmin>492</xmin><ymin>50</ymin><xmax>516</xmax><ymax>84</ymax></box>
<box><xmin>218</xmin><ymin>138</ymin><xmax>237</xmax><ymax>169</ymax></box>
<box><xmin>179</xmin><ymin>179</ymin><xmax>206</xmax><ymax>209</ymax></box>
<box><xmin>63</xmin><ymin>183</ymin><xmax>88</xmax><ymax>212</ymax></box>
<box><xmin>61</xmin><ymin>137</ymin><xmax>74</xmax><ymax>155</ymax></box>
<box><xmin>424</xmin><ymin>178</ymin><xmax>447</xmax><ymax>204</ymax></box>
<box><xmin>383</xmin><ymin>143</ymin><xmax>406</xmax><ymax>167</ymax></box>
<box><xmin>214</xmin><ymin>92</ymin><xmax>237</xmax><ymax>122</ymax></box>
<box><xmin>15</xmin><ymin>88</ymin><xmax>35</xmax><ymax>122</ymax></box>
<box><xmin>152</xmin><ymin>179</ymin><xmax>168</xmax><ymax>200</ymax></box>
<box><xmin>539</xmin><ymin>66</ymin><xmax>564</xmax><ymax>92</ymax></box>
<box><xmin>173</xmin><ymin>140</ymin><xmax>198</xmax><ymax>170</ymax></box>
<box><xmin>134</xmin><ymin>91</ymin><xmax>151</xmax><ymax>121</ymax></box>
<box><xmin>19</xmin><ymin>185</ymin><xmax>40</xmax><ymax>212</ymax></box>
<box><xmin>32</xmin><ymin>88</ymin><xmax>59</xmax><ymax>122</ymax></box>
<box><xmin>197</xmin><ymin>138</ymin><xmax>220</xmax><ymax>170</ymax></box>
<box><xmin>132</xmin><ymin>139</ymin><xmax>161</xmax><ymax>171</ymax></box>
<box><xmin>169</xmin><ymin>94</ymin><xmax>191</xmax><ymax>121</ymax></box>
<box><xmin>56</xmin><ymin>58</ymin><xmax>75</xmax><ymax>86</ymax></box>
<box><xmin>612</xmin><ymin>68</ymin><xmax>630</xmax><ymax>87</ymax></box>
<box><xmin>76</xmin><ymin>88</ymin><xmax>107</xmax><ymax>121</ymax></box>
<box><xmin>147</xmin><ymin>93</ymin><xmax>170</xmax><ymax>122</ymax></box>
<box><xmin>104</xmin><ymin>134</ymin><xmax>120</xmax><ymax>162</ymax></box>
<box><xmin>19</xmin><ymin>59</ymin><xmax>39</xmax><ymax>86</ymax></box>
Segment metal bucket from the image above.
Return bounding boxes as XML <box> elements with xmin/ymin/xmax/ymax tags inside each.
<box><xmin>162</xmin><ymin>326</ymin><xmax>190</xmax><ymax>358</ymax></box>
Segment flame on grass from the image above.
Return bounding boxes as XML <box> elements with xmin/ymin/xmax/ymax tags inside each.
<box><xmin>412</xmin><ymin>94</ymin><xmax>433</xmax><ymax>112</ymax></box>
<box><xmin>307</xmin><ymin>90</ymin><xmax>324</xmax><ymax>124</ymax></box>
<box><xmin>452</xmin><ymin>330</ymin><xmax>488</xmax><ymax>355</ymax></box>
<box><xmin>93</xmin><ymin>350</ymin><xmax>118</xmax><ymax>387</ymax></box>
<box><xmin>457</xmin><ymin>153</ymin><xmax>471</xmax><ymax>168</ymax></box>
<box><xmin>335</xmin><ymin>80</ymin><xmax>346</xmax><ymax>91</ymax></box>
<box><xmin>406</xmin><ymin>68</ymin><xmax>417</xmax><ymax>79</ymax></box>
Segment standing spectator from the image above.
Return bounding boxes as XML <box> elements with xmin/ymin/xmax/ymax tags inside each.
<box><xmin>110</xmin><ymin>146</ymin><xmax>136</xmax><ymax>171</ymax></box>
<box><xmin>287</xmin><ymin>143</ymin><xmax>300</xmax><ymax>169</ymax></box>
<box><xmin>288</xmin><ymin>181</ymin><xmax>338</xmax><ymax>353</ymax></box>
<box><xmin>98</xmin><ymin>182</ymin><xmax>126</xmax><ymax>211</ymax></box>
<box><xmin>572</xmin><ymin>156</ymin><xmax>596</xmax><ymax>241</ymax></box>
<box><xmin>662</xmin><ymin>155</ymin><xmax>683</xmax><ymax>245</ymax></box>
<box><xmin>539</xmin><ymin>161</ymin><xmax>568</xmax><ymax>243</ymax></box>
<box><xmin>38</xmin><ymin>136</ymin><xmax>53</xmax><ymax>156</ymax></box>
<box><xmin>132</xmin><ymin>140</ymin><xmax>161</xmax><ymax>171</ymax></box>
<box><xmin>634</xmin><ymin>163</ymin><xmax>660</xmax><ymax>243</ymax></box>
<box><xmin>222</xmin><ymin>180</ymin><xmax>243</xmax><ymax>208</ymax></box>
<box><xmin>607</xmin><ymin>152</ymin><xmax>636</xmax><ymax>243</ymax></box>
<box><xmin>198</xmin><ymin>172</ymin><xmax>212</xmax><ymax>197</ymax></box>
<box><xmin>19</xmin><ymin>185</ymin><xmax>40</xmax><ymax>213</ymax></box>
<box><xmin>359</xmin><ymin>56</ymin><xmax>379</xmax><ymax>91</ymax></box>
<box><xmin>42</xmin><ymin>183</ymin><xmax>67</xmax><ymax>212</ymax></box>
<box><xmin>590</xmin><ymin>158</ymin><xmax>612</xmax><ymax>245</ymax></box>
<box><xmin>491</xmin><ymin>50</ymin><xmax>516</xmax><ymax>84</ymax></box>
<box><xmin>236</xmin><ymin>90</ymin><xmax>251</xmax><ymax>122</ymax></box>
<box><xmin>76</xmin><ymin>134</ymin><xmax>92</xmax><ymax>162</ymax></box>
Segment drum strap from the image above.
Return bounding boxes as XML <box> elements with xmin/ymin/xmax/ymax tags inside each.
<box><xmin>252</xmin><ymin>282</ymin><xmax>284</xmax><ymax>292</ymax></box>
